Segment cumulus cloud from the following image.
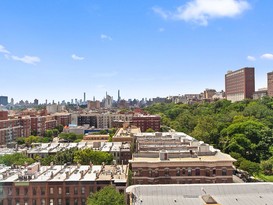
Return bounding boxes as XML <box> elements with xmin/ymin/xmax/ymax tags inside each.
<box><xmin>71</xmin><ymin>54</ymin><xmax>84</xmax><ymax>61</ymax></box>
<box><xmin>261</xmin><ymin>53</ymin><xmax>273</xmax><ymax>60</ymax></box>
<box><xmin>11</xmin><ymin>55</ymin><xmax>40</xmax><ymax>65</ymax></box>
<box><xmin>153</xmin><ymin>0</ymin><xmax>250</xmax><ymax>26</ymax></box>
<box><xmin>0</xmin><ymin>45</ymin><xmax>10</xmax><ymax>54</ymax></box>
<box><xmin>247</xmin><ymin>56</ymin><xmax>256</xmax><ymax>61</ymax></box>
<box><xmin>100</xmin><ymin>34</ymin><xmax>112</xmax><ymax>41</ymax></box>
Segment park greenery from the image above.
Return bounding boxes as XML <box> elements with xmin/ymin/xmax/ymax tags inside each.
<box><xmin>145</xmin><ymin>97</ymin><xmax>273</xmax><ymax>177</ymax></box>
<box><xmin>0</xmin><ymin>148</ymin><xmax>113</xmax><ymax>167</ymax></box>
<box><xmin>87</xmin><ymin>185</ymin><xmax>125</xmax><ymax>205</ymax></box>
<box><xmin>0</xmin><ymin>153</ymin><xmax>34</xmax><ymax>166</ymax></box>
<box><xmin>37</xmin><ymin>148</ymin><xmax>113</xmax><ymax>166</ymax></box>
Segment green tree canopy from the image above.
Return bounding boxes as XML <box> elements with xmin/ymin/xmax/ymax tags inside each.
<box><xmin>74</xmin><ymin>148</ymin><xmax>113</xmax><ymax>165</ymax></box>
<box><xmin>87</xmin><ymin>186</ymin><xmax>125</xmax><ymax>205</ymax></box>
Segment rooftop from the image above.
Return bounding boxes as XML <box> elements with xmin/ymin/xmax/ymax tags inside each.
<box><xmin>126</xmin><ymin>183</ymin><xmax>273</xmax><ymax>205</ymax></box>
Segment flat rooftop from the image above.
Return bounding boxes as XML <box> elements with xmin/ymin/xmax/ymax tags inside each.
<box><xmin>131</xmin><ymin>151</ymin><xmax>236</xmax><ymax>163</ymax></box>
<box><xmin>126</xmin><ymin>183</ymin><xmax>273</xmax><ymax>205</ymax></box>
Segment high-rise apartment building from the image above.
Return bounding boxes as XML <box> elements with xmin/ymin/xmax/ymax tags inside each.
<box><xmin>225</xmin><ymin>67</ymin><xmax>255</xmax><ymax>102</ymax></box>
<box><xmin>267</xmin><ymin>71</ymin><xmax>273</xmax><ymax>97</ymax></box>
<box><xmin>0</xmin><ymin>96</ymin><xmax>8</xmax><ymax>106</ymax></box>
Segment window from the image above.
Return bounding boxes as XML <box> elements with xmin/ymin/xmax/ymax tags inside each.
<box><xmin>50</xmin><ymin>199</ymin><xmax>54</xmax><ymax>205</ymax></box>
<box><xmin>74</xmin><ymin>187</ymin><xmax>78</xmax><ymax>195</ymax></box>
<box><xmin>66</xmin><ymin>187</ymin><xmax>69</xmax><ymax>195</ymax></box>
<box><xmin>66</xmin><ymin>199</ymin><xmax>70</xmax><ymax>205</ymax></box>
<box><xmin>176</xmin><ymin>168</ymin><xmax>180</xmax><ymax>176</ymax></box>
<box><xmin>8</xmin><ymin>188</ymin><xmax>12</xmax><ymax>196</ymax></box>
<box><xmin>155</xmin><ymin>170</ymin><xmax>159</xmax><ymax>177</ymax></box>
<box><xmin>81</xmin><ymin>199</ymin><xmax>86</xmax><ymax>205</ymax></box>
<box><xmin>195</xmin><ymin>168</ymin><xmax>200</xmax><ymax>176</ymax></box>
<box><xmin>58</xmin><ymin>187</ymin><xmax>62</xmax><ymax>195</ymax></box>
<box><xmin>16</xmin><ymin>188</ymin><xmax>20</xmax><ymax>196</ymax></box>
<box><xmin>41</xmin><ymin>199</ymin><xmax>45</xmax><ymax>205</ymax></box>
<box><xmin>58</xmin><ymin>199</ymin><xmax>62</xmax><ymax>205</ymax></box>
<box><xmin>206</xmin><ymin>169</ymin><xmax>210</xmax><ymax>177</ymax></box>
<box><xmin>24</xmin><ymin>188</ymin><xmax>28</xmax><ymax>195</ymax></box>
<box><xmin>222</xmin><ymin>169</ymin><xmax>227</xmax><ymax>176</ymax></box>
<box><xmin>7</xmin><ymin>199</ymin><xmax>12</xmax><ymax>205</ymax></box>
<box><xmin>24</xmin><ymin>199</ymin><xmax>28</xmax><ymax>205</ymax></box>
<box><xmin>74</xmin><ymin>199</ymin><xmax>78</xmax><ymax>205</ymax></box>
<box><xmin>16</xmin><ymin>200</ymin><xmax>19</xmax><ymax>205</ymax></box>
<box><xmin>50</xmin><ymin>187</ymin><xmax>54</xmax><ymax>194</ymax></box>
<box><xmin>32</xmin><ymin>200</ymin><xmax>36</xmax><ymax>205</ymax></box>
<box><xmin>41</xmin><ymin>187</ymin><xmax>45</xmax><ymax>195</ymax></box>
<box><xmin>188</xmin><ymin>168</ymin><xmax>192</xmax><ymax>176</ymax></box>
<box><xmin>182</xmin><ymin>169</ymin><xmax>186</xmax><ymax>175</ymax></box>
<box><xmin>148</xmin><ymin>170</ymin><xmax>152</xmax><ymax>177</ymax></box>
<box><xmin>32</xmin><ymin>188</ymin><xmax>36</xmax><ymax>196</ymax></box>
<box><xmin>81</xmin><ymin>187</ymin><xmax>85</xmax><ymax>195</ymax></box>
<box><xmin>213</xmin><ymin>169</ymin><xmax>216</xmax><ymax>176</ymax></box>
<box><xmin>164</xmin><ymin>168</ymin><xmax>169</xmax><ymax>176</ymax></box>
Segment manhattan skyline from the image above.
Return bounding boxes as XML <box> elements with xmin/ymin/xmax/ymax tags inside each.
<box><xmin>1</xmin><ymin>0</ymin><xmax>273</xmax><ymax>102</ymax></box>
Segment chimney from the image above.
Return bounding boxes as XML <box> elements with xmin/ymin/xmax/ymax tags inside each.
<box><xmin>65</xmin><ymin>171</ymin><xmax>69</xmax><ymax>179</ymax></box>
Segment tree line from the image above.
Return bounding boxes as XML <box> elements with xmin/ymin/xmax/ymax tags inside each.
<box><xmin>145</xmin><ymin>97</ymin><xmax>273</xmax><ymax>176</ymax></box>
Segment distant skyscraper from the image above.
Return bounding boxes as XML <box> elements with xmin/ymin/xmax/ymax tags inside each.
<box><xmin>118</xmin><ymin>90</ymin><xmax>121</xmax><ymax>102</ymax></box>
<box><xmin>84</xmin><ymin>92</ymin><xmax>86</xmax><ymax>102</ymax></box>
<box><xmin>45</xmin><ymin>99</ymin><xmax>48</xmax><ymax>105</ymax></box>
<box><xmin>0</xmin><ymin>96</ymin><xmax>8</xmax><ymax>106</ymax></box>
<box><xmin>105</xmin><ymin>92</ymin><xmax>113</xmax><ymax>108</ymax></box>
<box><xmin>267</xmin><ymin>71</ymin><xmax>273</xmax><ymax>97</ymax></box>
<box><xmin>225</xmin><ymin>67</ymin><xmax>255</xmax><ymax>102</ymax></box>
<box><xmin>34</xmin><ymin>99</ymin><xmax>39</xmax><ymax>105</ymax></box>
<box><xmin>10</xmin><ymin>98</ymin><xmax>14</xmax><ymax>105</ymax></box>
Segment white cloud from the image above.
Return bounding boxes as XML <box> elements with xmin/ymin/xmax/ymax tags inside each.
<box><xmin>11</xmin><ymin>55</ymin><xmax>40</xmax><ymax>65</ymax></box>
<box><xmin>247</xmin><ymin>56</ymin><xmax>256</xmax><ymax>61</ymax></box>
<box><xmin>4</xmin><ymin>54</ymin><xmax>10</xmax><ymax>60</ymax></box>
<box><xmin>261</xmin><ymin>53</ymin><xmax>273</xmax><ymax>60</ymax></box>
<box><xmin>0</xmin><ymin>45</ymin><xmax>10</xmax><ymax>54</ymax></box>
<box><xmin>100</xmin><ymin>34</ymin><xmax>112</xmax><ymax>41</ymax></box>
<box><xmin>158</xmin><ymin>27</ymin><xmax>165</xmax><ymax>32</ymax></box>
<box><xmin>153</xmin><ymin>0</ymin><xmax>250</xmax><ymax>26</ymax></box>
<box><xmin>152</xmin><ymin>7</ymin><xmax>169</xmax><ymax>19</ymax></box>
<box><xmin>71</xmin><ymin>54</ymin><xmax>84</xmax><ymax>61</ymax></box>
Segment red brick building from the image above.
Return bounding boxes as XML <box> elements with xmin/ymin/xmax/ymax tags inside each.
<box><xmin>53</xmin><ymin>113</ymin><xmax>71</xmax><ymax>126</ymax></box>
<box><xmin>225</xmin><ymin>67</ymin><xmax>255</xmax><ymax>102</ymax></box>
<box><xmin>132</xmin><ymin>115</ymin><xmax>161</xmax><ymax>132</ymax></box>
<box><xmin>31</xmin><ymin>116</ymin><xmax>57</xmax><ymax>136</ymax></box>
<box><xmin>0</xmin><ymin>163</ymin><xmax>128</xmax><ymax>205</ymax></box>
<box><xmin>0</xmin><ymin>111</ymin><xmax>8</xmax><ymax>120</ymax></box>
<box><xmin>0</xmin><ymin>117</ymin><xmax>31</xmax><ymax>145</ymax></box>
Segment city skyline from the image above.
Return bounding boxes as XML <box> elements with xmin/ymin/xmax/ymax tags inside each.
<box><xmin>1</xmin><ymin>0</ymin><xmax>273</xmax><ymax>102</ymax></box>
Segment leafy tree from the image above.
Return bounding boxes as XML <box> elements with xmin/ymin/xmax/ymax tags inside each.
<box><xmin>87</xmin><ymin>186</ymin><xmax>125</xmax><ymax>205</ymax></box>
<box><xmin>260</xmin><ymin>158</ymin><xmax>273</xmax><ymax>175</ymax></box>
<box><xmin>239</xmin><ymin>159</ymin><xmax>260</xmax><ymax>175</ymax></box>
<box><xmin>55</xmin><ymin>125</ymin><xmax>64</xmax><ymax>133</ymax></box>
<box><xmin>52</xmin><ymin>129</ymin><xmax>59</xmax><ymax>137</ymax></box>
<box><xmin>59</xmin><ymin>133</ymin><xmax>83</xmax><ymax>142</ymax></box>
<box><xmin>44</xmin><ymin>130</ymin><xmax>53</xmax><ymax>138</ymax></box>
<box><xmin>145</xmin><ymin>128</ymin><xmax>155</xmax><ymax>132</ymax></box>
<box><xmin>0</xmin><ymin>153</ymin><xmax>34</xmax><ymax>166</ymax></box>
<box><xmin>74</xmin><ymin>148</ymin><xmax>113</xmax><ymax>165</ymax></box>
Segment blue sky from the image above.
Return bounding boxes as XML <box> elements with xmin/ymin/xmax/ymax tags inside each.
<box><xmin>1</xmin><ymin>0</ymin><xmax>273</xmax><ymax>103</ymax></box>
